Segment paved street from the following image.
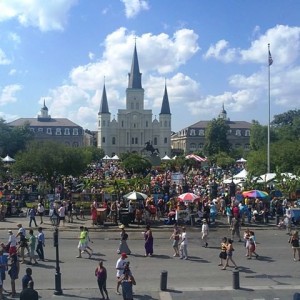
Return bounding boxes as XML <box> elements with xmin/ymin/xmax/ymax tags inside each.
<box><xmin>0</xmin><ymin>216</ymin><xmax>299</xmax><ymax>299</ymax></box>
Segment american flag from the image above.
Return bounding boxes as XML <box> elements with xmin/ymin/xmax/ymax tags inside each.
<box><xmin>268</xmin><ymin>49</ymin><xmax>273</xmax><ymax>66</ymax></box>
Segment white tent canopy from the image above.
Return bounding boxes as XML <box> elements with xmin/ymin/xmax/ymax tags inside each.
<box><xmin>257</xmin><ymin>172</ymin><xmax>298</xmax><ymax>183</ymax></box>
<box><xmin>102</xmin><ymin>155</ymin><xmax>111</xmax><ymax>160</ymax></box>
<box><xmin>162</xmin><ymin>155</ymin><xmax>171</xmax><ymax>160</ymax></box>
<box><xmin>233</xmin><ymin>169</ymin><xmax>248</xmax><ymax>179</ymax></box>
<box><xmin>223</xmin><ymin>169</ymin><xmax>248</xmax><ymax>184</ymax></box>
<box><xmin>2</xmin><ymin>155</ymin><xmax>15</xmax><ymax>162</ymax></box>
<box><xmin>111</xmin><ymin>154</ymin><xmax>119</xmax><ymax>160</ymax></box>
<box><xmin>236</xmin><ymin>157</ymin><xmax>247</xmax><ymax>163</ymax></box>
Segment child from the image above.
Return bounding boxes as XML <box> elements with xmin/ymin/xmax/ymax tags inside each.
<box><xmin>248</xmin><ymin>231</ymin><xmax>259</xmax><ymax>259</ymax></box>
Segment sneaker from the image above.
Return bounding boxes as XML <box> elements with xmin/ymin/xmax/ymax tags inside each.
<box><xmin>294</xmin><ymin>258</ymin><xmax>297</xmax><ymax>261</ymax></box>
<box><xmin>76</xmin><ymin>256</ymin><xmax>82</xmax><ymax>258</ymax></box>
<box><xmin>115</xmin><ymin>291</ymin><xmax>121</xmax><ymax>295</ymax></box>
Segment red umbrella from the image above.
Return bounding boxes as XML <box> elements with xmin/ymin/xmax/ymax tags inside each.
<box><xmin>178</xmin><ymin>193</ymin><xmax>200</xmax><ymax>202</ymax></box>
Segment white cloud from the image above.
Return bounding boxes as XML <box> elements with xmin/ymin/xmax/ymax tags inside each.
<box><xmin>204</xmin><ymin>25</ymin><xmax>300</xmax><ymax>66</ymax></box>
<box><xmin>45</xmin><ymin>27</ymin><xmax>199</xmax><ymax>129</ymax></box>
<box><xmin>0</xmin><ymin>49</ymin><xmax>11</xmax><ymax>65</ymax></box>
<box><xmin>0</xmin><ymin>0</ymin><xmax>78</xmax><ymax>31</ymax></box>
<box><xmin>0</xmin><ymin>84</ymin><xmax>22</xmax><ymax>106</ymax></box>
<box><xmin>204</xmin><ymin>40</ymin><xmax>237</xmax><ymax>63</ymax></box>
<box><xmin>121</xmin><ymin>0</ymin><xmax>149</xmax><ymax>18</ymax></box>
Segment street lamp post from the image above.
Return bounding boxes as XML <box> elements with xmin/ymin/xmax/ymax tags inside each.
<box><xmin>53</xmin><ymin>226</ymin><xmax>63</xmax><ymax>295</ymax></box>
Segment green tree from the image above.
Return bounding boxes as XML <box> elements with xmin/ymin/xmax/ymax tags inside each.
<box><xmin>0</xmin><ymin>119</ymin><xmax>34</xmax><ymax>157</ymax></box>
<box><xmin>121</xmin><ymin>153</ymin><xmax>152</xmax><ymax>176</ymax></box>
<box><xmin>204</xmin><ymin>118</ymin><xmax>231</xmax><ymax>156</ymax></box>
<box><xmin>11</xmin><ymin>141</ymin><xmax>92</xmax><ymax>185</ymax></box>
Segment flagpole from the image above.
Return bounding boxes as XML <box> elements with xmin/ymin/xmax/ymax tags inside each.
<box><xmin>267</xmin><ymin>43</ymin><xmax>271</xmax><ymax>173</ymax></box>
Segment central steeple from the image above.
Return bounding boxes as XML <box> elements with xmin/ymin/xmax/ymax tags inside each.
<box><xmin>128</xmin><ymin>43</ymin><xmax>142</xmax><ymax>89</ymax></box>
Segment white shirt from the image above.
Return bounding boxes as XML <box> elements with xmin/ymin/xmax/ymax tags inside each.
<box><xmin>8</xmin><ymin>234</ymin><xmax>17</xmax><ymax>247</ymax></box>
<box><xmin>181</xmin><ymin>232</ymin><xmax>188</xmax><ymax>245</ymax></box>
<box><xmin>116</xmin><ymin>258</ymin><xmax>127</xmax><ymax>277</ymax></box>
<box><xmin>58</xmin><ymin>206</ymin><xmax>66</xmax><ymax>217</ymax></box>
<box><xmin>202</xmin><ymin>224</ymin><xmax>209</xmax><ymax>235</ymax></box>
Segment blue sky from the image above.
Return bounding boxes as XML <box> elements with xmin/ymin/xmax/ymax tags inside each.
<box><xmin>0</xmin><ymin>0</ymin><xmax>300</xmax><ymax>132</ymax></box>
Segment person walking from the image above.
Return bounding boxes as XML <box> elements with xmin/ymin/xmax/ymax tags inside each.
<box><xmin>117</xmin><ymin>225</ymin><xmax>131</xmax><ymax>255</ymax></box>
<box><xmin>37</xmin><ymin>201</ymin><xmax>45</xmax><ymax>225</ymax></box>
<box><xmin>36</xmin><ymin>227</ymin><xmax>45</xmax><ymax>261</ymax></box>
<box><xmin>218</xmin><ymin>237</ymin><xmax>228</xmax><ymax>267</ymax></box>
<box><xmin>28</xmin><ymin>207</ymin><xmax>38</xmax><ymax>227</ymax></box>
<box><xmin>20</xmin><ymin>280</ymin><xmax>38</xmax><ymax>300</ymax></box>
<box><xmin>201</xmin><ymin>219</ymin><xmax>209</xmax><ymax>248</ymax></box>
<box><xmin>8</xmin><ymin>253</ymin><xmax>19</xmax><ymax>297</ymax></box>
<box><xmin>77</xmin><ymin>226</ymin><xmax>92</xmax><ymax>258</ymax></box>
<box><xmin>143</xmin><ymin>224</ymin><xmax>153</xmax><ymax>257</ymax></box>
<box><xmin>84</xmin><ymin>227</ymin><xmax>93</xmax><ymax>255</ymax></box>
<box><xmin>115</xmin><ymin>252</ymin><xmax>128</xmax><ymax>295</ymax></box>
<box><xmin>17</xmin><ymin>231</ymin><xmax>28</xmax><ymax>264</ymax></box>
<box><xmin>95</xmin><ymin>260</ymin><xmax>109</xmax><ymax>300</ymax></box>
<box><xmin>7</xmin><ymin>230</ymin><xmax>17</xmax><ymax>256</ymax></box>
<box><xmin>222</xmin><ymin>238</ymin><xmax>238</xmax><ymax>270</ymax></box>
<box><xmin>118</xmin><ymin>269</ymin><xmax>136</xmax><ymax>300</ymax></box>
<box><xmin>247</xmin><ymin>231</ymin><xmax>259</xmax><ymax>259</ymax></box>
<box><xmin>230</xmin><ymin>216</ymin><xmax>241</xmax><ymax>242</ymax></box>
<box><xmin>28</xmin><ymin>229</ymin><xmax>38</xmax><ymax>265</ymax></box>
<box><xmin>58</xmin><ymin>203</ymin><xmax>66</xmax><ymax>227</ymax></box>
<box><xmin>170</xmin><ymin>223</ymin><xmax>180</xmax><ymax>257</ymax></box>
<box><xmin>21</xmin><ymin>268</ymin><xmax>33</xmax><ymax>290</ymax></box>
<box><xmin>289</xmin><ymin>230</ymin><xmax>300</xmax><ymax>261</ymax></box>
<box><xmin>0</xmin><ymin>249</ymin><xmax>8</xmax><ymax>295</ymax></box>
<box><xmin>179</xmin><ymin>227</ymin><xmax>188</xmax><ymax>260</ymax></box>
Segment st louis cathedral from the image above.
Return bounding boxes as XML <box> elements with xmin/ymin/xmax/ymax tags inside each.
<box><xmin>97</xmin><ymin>44</ymin><xmax>172</xmax><ymax>157</ymax></box>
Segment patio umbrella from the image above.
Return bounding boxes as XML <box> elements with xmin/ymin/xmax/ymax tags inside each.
<box><xmin>123</xmin><ymin>191</ymin><xmax>148</xmax><ymax>201</ymax></box>
<box><xmin>242</xmin><ymin>190</ymin><xmax>268</xmax><ymax>198</ymax></box>
<box><xmin>178</xmin><ymin>192</ymin><xmax>200</xmax><ymax>202</ymax></box>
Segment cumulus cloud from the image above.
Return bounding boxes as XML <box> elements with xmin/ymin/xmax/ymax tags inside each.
<box><xmin>0</xmin><ymin>49</ymin><xmax>11</xmax><ymax>65</ymax></box>
<box><xmin>121</xmin><ymin>0</ymin><xmax>149</xmax><ymax>18</ymax></box>
<box><xmin>0</xmin><ymin>0</ymin><xmax>78</xmax><ymax>31</ymax></box>
<box><xmin>44</xmin><ymin>27</ymin><xmax>199</xmax><ymax>129</ymax></box>
<box><xmin>205</xmin><ymin>25</ymin><xmax>300</xmax><ymax>66</ymax></box>
<box><xmin>0</xmin><ymin>84</ymin><xmax>22</xmax><ymax>106</ymax></box>
<box><xmin>204</xmin><ymin>40</ymin><xmax>237</xmax><ymax>63</ymax></box>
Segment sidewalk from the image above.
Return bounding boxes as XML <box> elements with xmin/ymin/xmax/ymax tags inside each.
<box><xmin>0</xmin><ymin>214</ymin><xmax>279</xmax><ymax>233</ymax></box>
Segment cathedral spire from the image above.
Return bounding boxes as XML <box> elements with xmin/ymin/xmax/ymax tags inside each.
<box><xmin>98</xmin><ymin>83</ymin><xmax>110</xmax><ymax>114</ymax></box>
<box><xmin>160</xmin><ymin>82</ymin><xmax>171</xmax><ymax>115</ymax></box>
<box><xmin>128</xmin><ymin>43</ymin><xmax>142</xmax><ymax>89</ymax></box>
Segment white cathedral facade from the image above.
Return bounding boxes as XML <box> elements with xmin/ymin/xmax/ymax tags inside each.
<box><xmin>97</xmin><ymin>44</ymin><xmax>172</xmax><ymax>157</ymax></box>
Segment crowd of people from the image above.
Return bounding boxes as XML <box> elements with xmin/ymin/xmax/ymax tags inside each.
<box><xmin>0</xmin><ymin>222</ymin><xmax>41</xmax><ymax>299</ymax></box>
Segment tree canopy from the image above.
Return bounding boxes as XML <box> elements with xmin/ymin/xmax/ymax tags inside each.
<box><xmin>11</xmin><ymin>141</ymin><xmax>93</xmax><ymax>184</ymax></box>
<box><xmin>204</xmin><ymin>118</ymin><xmax>231</xmax><ymax>156</ymax></box>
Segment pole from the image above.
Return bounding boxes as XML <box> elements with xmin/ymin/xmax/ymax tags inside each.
<box><xmin>53</xmin><ymin>227</ymin><xmax>63</xmax><ymax>295</ymax></box>
<box><xmin>267</xmin><ymin>43</ymin><xmax>271</xmax><ymax>173</ymax></box>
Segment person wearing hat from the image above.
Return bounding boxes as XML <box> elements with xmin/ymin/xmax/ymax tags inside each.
<box><xmin>8</xmin><ymin>230</ymin><xmax>17</xmax><ymax>256</ymax></box>
<box><xmin>115</xmin><ymin>252</ymin><xmax>128</xmax><ymax>295</ymax></box>
<box><xmin>201</xmin><ymin>219</ymin><xmax>209</xmax><ymax>248</ymax></box>
<box><xmin>117</xmin><ymin>225</ymin><xmax>131</xmax><ymax>255</ymax></box>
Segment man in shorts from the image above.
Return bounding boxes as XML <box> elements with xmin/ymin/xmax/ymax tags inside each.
<box><xmin>115</xmin><ymin>252</ymin><xmax>128</xmax><ymax>295</ymax></box>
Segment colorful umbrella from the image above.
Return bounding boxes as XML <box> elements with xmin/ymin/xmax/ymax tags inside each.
<box><xmin>178</xmin><ymin>193</ymin><xmax>200</xmax><ymax>202</ymax></box>
<box><xmin>123</xmin><ymin>191</ymin><xmax>148</xmax><ymax>201</ymax></box>
<box><xmin>242</xmin><ymin>190</ymin><xmax>268</xmax><ymax>198</ymax></box>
